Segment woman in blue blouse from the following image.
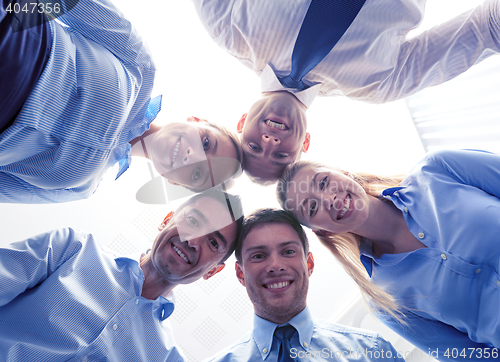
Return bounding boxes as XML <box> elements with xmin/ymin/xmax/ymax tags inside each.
<box><xmin>277</xmin><ymin>149</ymin><xmax>500</xmax><ymax>359</ymax></box>
<box><xmin>0</xmin><ymin>0</ymin><xmax>242</xmax><ymax>203</ymax></box>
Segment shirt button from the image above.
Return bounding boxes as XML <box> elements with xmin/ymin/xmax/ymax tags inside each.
<box><xmin>497</xmin><ymin>280</ymin><xmax>500</xmax><ymax>287</ymax></box>
<box><xmin>441</xmin><ymin>254</ymin><xmax>447</xmax><ymax>260</ymax></box>
<box><xmin>263</xmin><ymin>348</ymin><xmax>267</xmax><ymax>354</ymax></box>
<box><xmin>135</xmin><ymin>299</ymin><xmax>139</xmax><ymax>305</ymax></box>
<box><xmin>475</xmin><ymin>268</ymin><xmax>481</xmax><ymax>274</ymax></box>
<box><xmin>304</xmin><ymin>342</ymin><xmax>308</xmax><ymax>348</ymax></box>
<box><xmin>404</xmin><ymin>207</ymin><xmax>408</xmax><ymax>213</ymax></box>
<box><xmin>386</xmin><ymin>195</ymin><xmax>392</xmax><ymax>199</ymax></box>
<box><xmin>418</xmin><ymin>232</ymin><xmax>425</xmax><ymax>239</ymax></box>
<box><xmin>112</xmin><ymin>324</ymin><xmax>118</xmax><ymax>331</ymax></box>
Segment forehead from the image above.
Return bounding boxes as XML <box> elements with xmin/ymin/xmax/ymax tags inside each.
<box><xmin>177</xmin><ymin>196</ymin><xmax>236</xmax><ymax>239</ymax></box>
<box><xmin>242</xmin><ymin>223</ymin><xmax>303</xmax><ymax>252</ymax></box>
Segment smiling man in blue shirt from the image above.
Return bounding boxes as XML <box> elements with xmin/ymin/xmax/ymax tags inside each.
<box><xmin>0</xmin><ymin>189</ymin><xmax>243</xmax><ymax>361</ymax></box>
<box><xmin>205</xmin><ymin>209</ymin><xmax>404</xmax><ymax>362</ymax></box>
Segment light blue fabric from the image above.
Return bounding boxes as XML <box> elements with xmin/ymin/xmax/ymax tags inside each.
<box><xmin>360</xmin><ymin>149</ymin><xmax>500</xmax><ymax>358</ymax></box>
<box><xmin>204</xmin><ymin>307</ymin><xmax>405</xmax><ymax>361</ymax></box>
<box><xmin>0</xmin><ymin>0</ymin><xmax>161</xmax><ymax>204</ymax></box>
<box><xmin>0</xmin><ymin>228</ymin><xmax>185</xmax><ymax>362</ymax></box>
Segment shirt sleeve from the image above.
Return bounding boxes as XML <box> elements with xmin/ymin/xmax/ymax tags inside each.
<box><xmin>420</xmin><ymin>149</ymin><xmax>500</xmax><ymax>199</ymax></box>
<box><xmin>45</xmin><ymin>0</ymin><xmax>154</xmax><ymax>68</ymax></box>
<box><xmin>377</xmin><ymin>311</ymin><xmax>499</xmax><ymax>361</ymax></box>
<box><xmin>0</xmin><ymin>172</ymin><xmax>93</xmax><ymax>204</ymax></box>
<box><xmin>384</xmin><ymin>0</ymin><xmax>500</xmax><ymax>101</ymax></box>
<box><xmin>0</xmin><ymin>228</ymin><xmax>85</xmax><ymax>306</ymax></box>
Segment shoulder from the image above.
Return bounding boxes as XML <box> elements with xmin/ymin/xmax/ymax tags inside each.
<box><xmin>191</xmin><ymin>0</ymin><xmax>237</xmax><ymax>40</ymax></box>
<box><xmin>202</xmin><ymin>331</ymin><xmax>254</xmax><ymax>362</ymax></box>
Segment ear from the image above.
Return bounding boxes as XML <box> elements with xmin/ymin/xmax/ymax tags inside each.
<box><xmin>236</xmin><ymin>113</ymin><xmax>247</xmax><ymax>134</ymax></box>
<box><xmin>187</xmin><ymin>116</ymin><xmax>207</xmax><ymax>123</ymax></box>
<box><xmin>306</xmin><ymin>252</ymin><xmax>314</xmax><ymax>277</ymax></box>
<box><xmin>203</xmin><ymin>263</ymin><xmax>225</xmax><ymax>280</ymax></box>
<box><xmin>302</xmin><ymin>132</ymin><xmax>311</xmax><ymax>153</ymax></box>
<box><xmin>235</xmin><ymin>262</ymin><xmax>246</xmax><ymax>287</ymax></box>
<box><xmin>158</xmin><ymin>211</ymin><xmax>174</xmax><ymax>231</ymax></box>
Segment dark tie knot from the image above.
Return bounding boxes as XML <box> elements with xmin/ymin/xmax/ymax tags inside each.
<box><xmin>274</xmin><ymin>325</ymin><xmax>297</xmax><ymax>341</ymax></box>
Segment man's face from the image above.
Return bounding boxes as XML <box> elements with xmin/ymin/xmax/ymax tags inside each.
<box><xmin>236</xmin><ymin>223</ymin><xmax>314</xmax><ymax>322</ymax></box>
<box><xmin>241</xmin><ymin>92</ymin><xmax>308</xmax><ymax>182</ymax></box>
<box><xmin>150</xmin><ymin>196</ymin><xmax>238</xmax><ymax>285</ymax></box>
<box><xmin>150</xmin><ymin>121</ymin><xmax>239</xmax><ymax>190</ymax></box>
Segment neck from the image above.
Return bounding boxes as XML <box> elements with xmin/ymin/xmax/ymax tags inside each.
<box><xmin>139</xmin><ymin>253</ymin><xmax>176</xmax><ymax>300</ymax></box>
<box><xmin>352</xmin><ymin>196</ymin><xmax>409</xmax><ymax>256</ymax></box>
<box><xmin>130</xmin><ymin>123</ymin><xmax>162</xmax><ymax>159</ymax></box>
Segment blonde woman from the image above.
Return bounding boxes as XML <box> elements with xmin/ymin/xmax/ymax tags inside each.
<box><xmin>277</xmin><ymin>149</ymin><xmax>500</xmax><ymax>360</ymax></box>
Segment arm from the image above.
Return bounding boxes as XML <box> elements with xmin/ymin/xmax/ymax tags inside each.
<box><xmin>43</xmin><ymin>0</ymin><xmax>154</xmax><ymax>67</ymax></box>
<box><xmin>0</xmin><ymin>228</ymin><xmax>85</xmax><ymax>306</ymax></box>
<box><xmin>384</xmin><ymin>0</ymin><xmax>500</xmax><ymax>101</ymax></box>
<box><xmin>421</xmin><ymin>149</ymin><xmax>500</xmax><ymax>199</ymax></box>
<box><xmin>0</xmin><ymin>172</ymin><xmax>91</xmax><ymax>204</ymax></box>
<box><xmin>377</xmin><ymin>311</ymin><xmax>499</xmax><ymax>361</ymax></box>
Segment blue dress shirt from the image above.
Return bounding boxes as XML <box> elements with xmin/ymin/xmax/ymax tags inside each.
<box><xmin>204</xmin><ymin>307</ymin><xmax>405</xmax><ymax>361</ymax></box>
<box><xmin>0</xmin><ymin>228</ymin><xmax>185</xmax><ymax>362</ymax></box>
<box><xmin>360</xmin><ymin>149</ymin><xmax>500</xmax><ymax>359</ymax></box>
<box><xmin>0</xmin><ymin>0</ymin><xmax>161</xmax><ymax>204</ymax></box>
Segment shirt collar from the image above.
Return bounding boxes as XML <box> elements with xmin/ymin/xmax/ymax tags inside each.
<box><xmin>260</xmin><ymin>65</ymin><xmax>321</xmax><ymax>109</ymax></box>
<box><xmin>252</xmin><ymin>306</ymin><xmax>314</xmax><ymax>359</ymax></box>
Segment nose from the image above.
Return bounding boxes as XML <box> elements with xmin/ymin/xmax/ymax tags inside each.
<box><xmin>262</xmin><ymin>134</ymin><xmax>281</xmax><ymax>146</ymax></box>
<box><xmin>266</xmin><ymin>253</ymin><xmax>286</xmax><ymax>273</ymax></box>
<box><xmin>186</xmin><ymin>237</ymin><xmax>201</xmax><ymax>252</ymax></box>
<box><xmin>322</xmin><ymin>195</ymin><xmax>336</xmax><ymax>210</ymax></box>
<box><xmin>182</xmin><ymin>146</ymin><xmax>205</xmax><ymax>165</ymax></box>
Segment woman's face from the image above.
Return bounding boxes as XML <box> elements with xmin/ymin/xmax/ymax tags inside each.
<box><xmin>284</xmin><ymin>165</ymin><xmax>370</xmax><ymax>233</ymax></box>
<box><xmin>150</xmin><ymin>121</ymin><xmax>239</xmax><ymax>190</ymax></box>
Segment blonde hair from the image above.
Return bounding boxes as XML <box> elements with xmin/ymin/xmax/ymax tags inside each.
<box><xmin>277</xmin><ymin>161</ymin><xmax>406</xmax><ymax>323</ymax></box>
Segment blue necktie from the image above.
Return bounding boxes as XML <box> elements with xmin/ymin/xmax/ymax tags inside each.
<box><xmin>278</xmin><ymin>0</ymin><xmax>366</xmax><ymax>90</ymax></box>
<box><xmin>274</xmin><ymin>325</ymin><xmax>297</xmax><ymax>362</ymax></box>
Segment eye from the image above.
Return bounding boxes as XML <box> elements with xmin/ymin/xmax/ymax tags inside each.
<box><xmin>192</xmin><ymin>168</ymin><xmax>201</xmax><ymax>181</ymax></box>
<box><xmin>202</xmin><ymin>136</ymin><xmax>210</xmax><ymax>152</ymax></box>
<box><xmin>308</xmin><ymin>200</ymin><xmax>317</xmax><ymax>217</ymax></box>
<box><xmin>209</xmin><ymin>238</ymin><xmax>219</xmax><ymax>250</ymax></box>
<box><xmin>284</xmin><ymin>249</ymin><xmax>295</xmax><ymax>255</ymax></box>
<box><xmin>319</xmin><ymin>176</ymin><xmax>328</xmax><ymax>190</ymax></box>
<box><xmin>187</xmin><ymin>216</ymin><xmax>199</xmax><ymax>228</ymax></box>
<box><xmin>251</xmin><ymin>253</ymin><xmax>264</xmax><ymax>260</ymax></box>
<box><xmin>248</xmin><ymin>143</ymin><xmax>262</xmax><ymax>152</ymax></box>
<box><xmin>274</xmin><ymin>152</ymin><xmax>288</xmax><ymax>159</ymax></box>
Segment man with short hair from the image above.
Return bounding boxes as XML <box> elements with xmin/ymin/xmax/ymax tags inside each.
<box><xmin>205</xmin><ymin>208</ymin><xmax>405</xmax><ymax>361</ymax></box>
<box><xmin>192</xmin><ymin>0</ymin><xmax>500</xmax><ymax>183</ymax></box>
<box><xmin>0</xmin><ymin>189</ymin><xmax>243</xmax><ymax>361</ymax></box>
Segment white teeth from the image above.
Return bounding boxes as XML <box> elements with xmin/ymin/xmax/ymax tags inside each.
<box><xmin>266</xmin><ymin>281</ymin><xmax>290</xmax><ymax>289</ymax></box>
<box><xmin>265</xmin><ymin>120</ymin><xmax>286</xmax><ymax>130</ymax></box>
<box><xmin>172</xmin><ymin>139</ymin><xmax>181</xmax><ymax>164</ymax></box>
<box><xmin>338</xmin><ymin>194</ymin><xmax>351</xmax><ymax>220</ymax></box>
<box><xmin>173</xmin><ymin>245</ymin><xmax>189</xmax><ymax>263</ymax></box>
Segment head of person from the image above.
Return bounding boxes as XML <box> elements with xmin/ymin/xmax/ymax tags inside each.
<box><xmin>150</xmin><ymin>117</ymin><xmax>243</xmax><ymax>191</ymax></box>
<box><xmin>236</xmin><ymin>91</ymin><xmax>310</xmax><ymax>184</ymax></box>
<box><xmin>276</xmin><ymin>161</ymin><xmax>406</xmax><ymax>321</ymax></box>
<box><xmin>234</xmin><ymin>208</ymin><xmax>314</xmax><ymax>324</ymax></box>
<box><xmin>142</xmin><ymin>188</ymin><xmax>244</xmax><ymax>293</ymax></box>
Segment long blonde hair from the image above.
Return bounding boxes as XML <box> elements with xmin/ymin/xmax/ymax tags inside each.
<box><xmin>277</xmin><ymin>161</ymin><xmax>406</xmax><ymax>322</ymax></box>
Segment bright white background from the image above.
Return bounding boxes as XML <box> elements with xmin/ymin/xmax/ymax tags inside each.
<box><xmin>0</xmin><ymin>0</ymin><xmax>492</xmax><ymax>360</ymax></box>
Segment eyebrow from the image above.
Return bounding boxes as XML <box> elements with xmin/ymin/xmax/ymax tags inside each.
<box><xmin>243</xmin><ymin>241</ymin><xmax>301</xmax><ymax>256</ymax></box>
<box><xmin>300</xmin><ymin>172</ymin><xmax>318</xmax><ymax>219</ymax></box>
<box><xmin>245</xmin><ymin>151</ymin><xmax>289</xmax><ymax>166</ymax></box>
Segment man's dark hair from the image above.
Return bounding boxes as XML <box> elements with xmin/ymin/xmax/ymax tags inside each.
<box><xmin>235</xmin><ymin>208</ymin><xmax>309</xmax><ymax>263</ymax></box>
<box><xmin>177</xmin><ymin>188</ymin><xmax>244</xmax><ymax>264</ymax></box>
